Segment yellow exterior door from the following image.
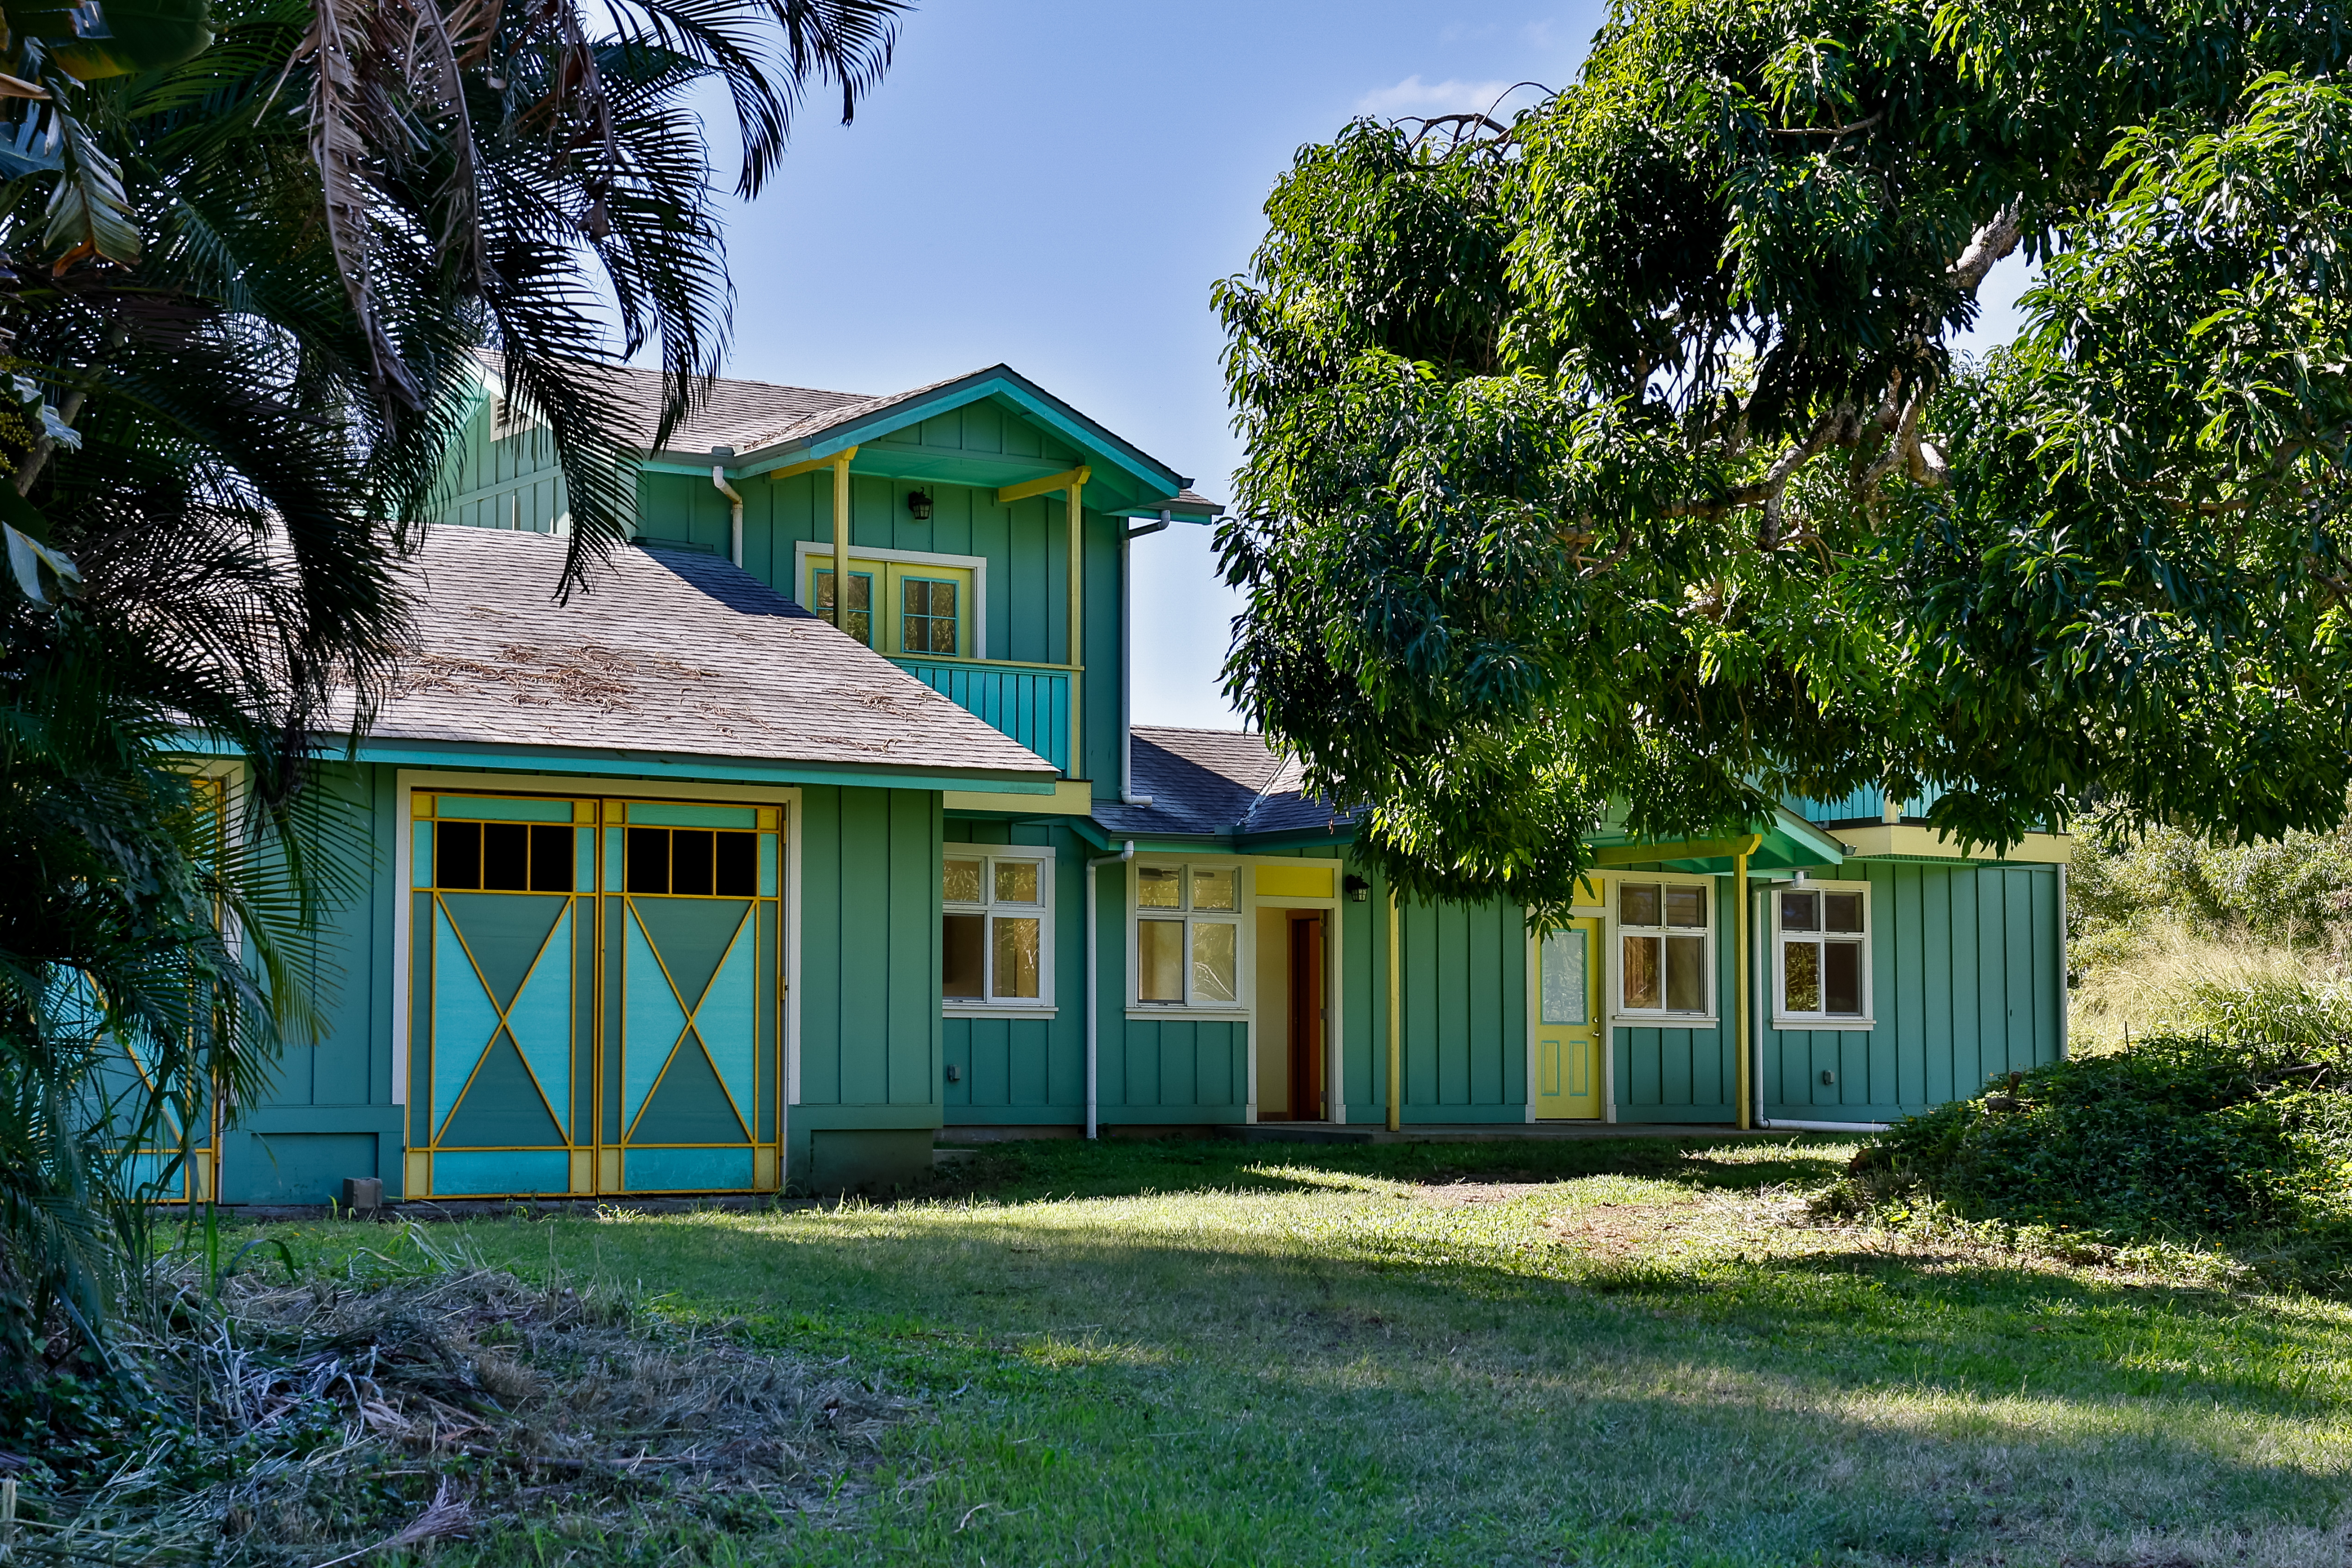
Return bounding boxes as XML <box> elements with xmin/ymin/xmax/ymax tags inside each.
<box><xmin>1533</xmin><ymin>919</ymin><xmax>1604</xmax><ymax>1119</ymax></box>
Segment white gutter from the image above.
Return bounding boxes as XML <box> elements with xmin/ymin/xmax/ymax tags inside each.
<box><xmin>1085</xmin><ymin>839</ymin><xmax>1135</xmax><ymax>1139</ymax></box>
<box><xmin>711</xmin><ymin>446</ymin><xmax>744</xmax><ymax>567</ymax></box>
<box><xmin>1120</xmin><ymin>512</ymin><xmax>1172</xmax><ymax>806</ymax></box>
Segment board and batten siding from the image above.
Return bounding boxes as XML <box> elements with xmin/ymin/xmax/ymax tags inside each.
<box><xmin>430</xmin><ymin>401</ymin><xmax>570</xmax><ymax>533</ymax></box>
<box><xmin>1335</xmin><ymin>867</ymin><xmax>1531</xmax><ymax>1125</ymax></box>
<box><xmin>1761</xmin><ymin>861</ymin><xmax>2062</xmax><ymax>1120</ymax></box>
<box><xmin>226</xmin><ymin>762</ymin><xmax>405</xmax><ymax>1203</ymax></box>
<box><xmin>787</xmin><ymin>785</ymin><xmax>946</xmax><ymax>1172</ymax></box>
<box><xmin>941</xmin><ymin>821</ymin><xmax>1088</xmax><ymax>1124</ymax></box>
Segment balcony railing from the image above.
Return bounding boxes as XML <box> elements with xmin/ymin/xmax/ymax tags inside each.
<box><xmin>888</xmin><ymin>656</ymin><xmax>1072</xmax><ymax>774</ymax></box>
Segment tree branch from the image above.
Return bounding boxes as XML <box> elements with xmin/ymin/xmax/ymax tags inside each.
<box><xmin>1949</xmin><ymin>204</ymin><xmax>2022</xmax><ymax>295</ymax></box>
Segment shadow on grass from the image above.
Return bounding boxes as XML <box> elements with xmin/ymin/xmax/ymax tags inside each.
<box><xmin>422</xmin><ymin>1198</ymin><xmax>2352</xmax><ymax>1568</ymax></box>
<box><xmin>918</xmin><ymin>1134</ymin><xmax>1851</xmax><ymax>1204</ymax></box>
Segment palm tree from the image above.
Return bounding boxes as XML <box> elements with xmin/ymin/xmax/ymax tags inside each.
<box><xmin>0</xmin><ymin>0</ymin><xmax>906</xmax><ymax>1375</ymax></box>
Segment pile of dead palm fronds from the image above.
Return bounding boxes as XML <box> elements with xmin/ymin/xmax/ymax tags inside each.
<box><xmin>4</xmin><ymin>1225</ymin><xmax>913</xmax><ymax>1564</ymax></box>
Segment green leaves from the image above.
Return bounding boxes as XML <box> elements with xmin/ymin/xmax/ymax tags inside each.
<box><xmin>1222</xmin><ymin>0</ymin><xmax>2352</xmax><ymax>911</ymax></box>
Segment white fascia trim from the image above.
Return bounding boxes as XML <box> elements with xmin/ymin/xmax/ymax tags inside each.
<box><xmin>1126</xmin><ymin>1008</ymin><xmax>1250</xmax><ymax>1023</ymax></box>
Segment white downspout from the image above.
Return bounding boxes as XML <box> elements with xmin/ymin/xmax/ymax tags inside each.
<box><xmin>1121</xmin><ymin>512</ymin><xmax>1172</xmax><ymax>806</ymax></box>
<box><xmin>1085</xmin><ymin>840</ymin><xmax>1135</xmax><ymax>1139</ymax></box>
<box><xmin>711</xmin><ymin>446</ymin><xmax>744</xmax><ymax>567</ymax></box>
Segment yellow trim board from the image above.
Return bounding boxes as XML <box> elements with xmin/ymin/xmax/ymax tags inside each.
<box><xmin>943</xmin><ymin>778</ymin><xmax>1094</xmax><ymax>815</ymax></box>
<box><xmin>997</xmin><ymin>464</ymin><xmax>1091</xmax><ymax>506</ymax></box>
<box><xmin>1837</xmin><ymin>824</ymin><xmax>2073</xmax><ymax>864</ymax></box>
<box><xmin>1590</xmin><ymin>837</ymin><xmax>1755</xmax><ymax>867</ymax></box>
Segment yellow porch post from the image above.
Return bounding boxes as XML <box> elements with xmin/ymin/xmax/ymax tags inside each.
<box><xmin>1066</xmin><ymin>473</ymin><xmax>1085</xmax><ymax>774</ymax></box>
<box><xmin>1386</xmin><ymin>885</ymin><xmax>1402</xmax><ymax>1133</ymax></box>
<box><xmin>829</xmin><ymin>448</ymin><xmax>857</xmax><ymax>634</ymax></box>
<box><xmin>1733</xmin><ymin>833</ymin><xmax>1762</xmax><ymax>1130</ymax></box>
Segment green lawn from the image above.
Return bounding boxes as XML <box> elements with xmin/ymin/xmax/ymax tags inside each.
<box><xmin>288</xmin><ymin>1137</ymin><xmax>2352</xmax><ymax>1567</ymax></box>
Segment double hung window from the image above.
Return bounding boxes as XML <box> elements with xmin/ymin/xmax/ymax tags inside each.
<box><xmin>1617</xmin><ymin>879</ymin><xmax>1712</xmax><ymax>1018</ymax></box>
<box><xmin>943</xmin><ymin>849</ymin><xmax>1054</xmax><ymax>1009</ymax></box>
<box><xmin>1775</xmin><ymin>883</ymin><xmax>1870</xmax><ymax>1024</ymax></box>
<box><xmin>1133</xmin><ymin>863</ymin><xmax>1242</xmax><ymax>1008</ymax></box>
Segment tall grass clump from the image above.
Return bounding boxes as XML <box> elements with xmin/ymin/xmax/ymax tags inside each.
<box><xmin>1839</xmin><ymin>983</ymin><xmax>2352</xmax><ymax>1292</ymax></box>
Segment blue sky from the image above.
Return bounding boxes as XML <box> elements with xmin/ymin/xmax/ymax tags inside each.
<box><xmin>712</xmin><ymin>1</ymin><xmax>2030</xmax><ymax>729</ymax></box>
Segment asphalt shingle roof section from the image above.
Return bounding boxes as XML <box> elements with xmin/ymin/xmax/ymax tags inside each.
<box><xmin>359</xmin><ymin>527</ymin><xmax>1060</xmax><ymax>786</ymax></box>
<box><xmin>537</xmin><ymin>359</ymin><xmax>877</xmax><ymax>456</ymax></box>
<box><xmin>1094</xmin><ymin>726</ymin><xmax>1354</xmax><ymax>840</ymax></box>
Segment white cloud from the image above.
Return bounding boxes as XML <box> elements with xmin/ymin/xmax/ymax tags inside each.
<box><xmin>1354</xmin><ymin>75</ymin><xmax>1523</xmax><ymax>119</ymax></box>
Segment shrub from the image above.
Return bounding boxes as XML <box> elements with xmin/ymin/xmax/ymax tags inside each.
<box><xmin>1841</xmin><ymin>1024</ymin><xmax>2352</xmax><ymax>1290</ymax></box>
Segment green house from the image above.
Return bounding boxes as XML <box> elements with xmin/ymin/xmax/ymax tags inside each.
<box><xmin>187</xmin><ymin>360</ymin><xmax>2073</xmax><ymax>1205</ymax></box>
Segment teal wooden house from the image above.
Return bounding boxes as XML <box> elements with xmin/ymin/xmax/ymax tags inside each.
<box><xmin>180</xmin><ymin>360</ymin><xmax>2075</xmax><ymax>1205</ymax></box>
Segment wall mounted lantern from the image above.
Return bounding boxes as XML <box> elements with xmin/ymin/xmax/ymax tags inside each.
<box><xmin>906</xmin><ymin>489</ymin><xmax>934</xmax><ymax>521</ymax></box>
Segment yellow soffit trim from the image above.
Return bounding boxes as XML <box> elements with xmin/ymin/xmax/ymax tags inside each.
<box><xmin>997</xmin><ymin>464</ymin><xmax>1092</xmax><ymax>506</ymax></box>
<box><xmin>1589</xmin><ymin>836</ymin><xmax>1757</xmax><ymax>867</ymax></box>
<box><xmin>941</xmin><ymin>778</ymin><xmax>1094</xmax><ymax>815</ymax></box>
<box><xmin>1838</xmin><ymin>824</ymin><xmax>2074</xmax><ymax>864</ymax></box>
<box><xmin>767</xmin><ymin>444</ymin><xmax>858</xmax><ymax>482</ymax></box>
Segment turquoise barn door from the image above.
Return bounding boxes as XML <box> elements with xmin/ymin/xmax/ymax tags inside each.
<box><xmin>410</xmin><ymin>792</ymin><xmax>595</xmax><ymax>1197</ymax></box>
<box><xmin>600</xmin><ymin>800</ymin><xmax>784</xmax><ymax>1193</ymax></box>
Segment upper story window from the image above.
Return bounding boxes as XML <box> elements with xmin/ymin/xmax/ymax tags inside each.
<box><xmin>797</xmin><ymin>544</ymin><xmax>981</xmax><ymax>658</ymax></box>
<box><xmin>943</xmin><ymin>847</ymin><xmax>1054</xmax><ymax>1009</ymax></box>
<box><xmin>1133</xmin><ymin>863</ymin><xmax>1241</xmax><ymax>1009</ymax></box>
<box><xmin>1775</xmin><ymin>882</ymin><xmax>1871</xmax><ymax>1025</ymax></box>
<box><xmin>1617</xmin><ymin>878</ymin><xmax>1711</xmax><ymax>1018</ymax></box>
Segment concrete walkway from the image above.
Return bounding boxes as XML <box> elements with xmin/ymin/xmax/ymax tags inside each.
<box><xmin>1222</xmin><ymin>1121</ymin><xmax>1819</xmax><ymax>1145</ymax></box>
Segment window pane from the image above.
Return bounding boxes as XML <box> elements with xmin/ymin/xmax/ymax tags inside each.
<box><xmin>435</xmin><ymin>821</ymin><xmax>481</xmax><ymax>890</ymax></box>
<box><xmin>993</xmin><ymin>917</ymin><xmax>1041</xmax><ymax>998</ymax></box>
<box><xmin>671</xmin><ymin>828</ymin><xmax>715</xmax><ymax>896</ymax></box>
<box><xmin>1138</xmin><ymin>919</ymin><xmax>1185</xmax><ymax>1000</ymax></box>
<box><xmin>1783</xmin><ymin>941</ymin><xmax>1821</xmax><ymax>1013</ymax></box>
<box><xmin>1822</xmin><ymin>891</ymin><xmax>1864</xmax><ymax>934</ymax></box>
<box><xmin>994</xmin><ymin>860</ymin><xmax>1039</xmax><ymax>905</ymax></box>
<box><xmin>1824</xmin><ymin>941</ymin><xmax>1863</xmax><ymax>1015</ymax></box>
<box><xmin>529</xmin><ymin>825</ymin><xmax>575</xmax><ymax>893</ymax></box>
<box><xmin>1539</xmin><ymin>930</ymin><xmax>1588</xmax><ymax>1024</ymax></box>
<box><xmin>714</xmin><ymin>832</ymin><xmax>756</xmax><ymax>897</ymax></box>
<box><xmin>1192</xmin><ymin>921</ymin><xmax>1238</xmax><ymax>1004</ymax></box>
<box><xmin>625</xmin><ymin>827</ymin><xmax>668</xmax><ymax>894</ymax></box>
<box><xmin>1664</xmin><ymin>884</ymin><xmax>1707</xmax><ymax>929</ymax></box>
<box><xmin>943</xmin><ymin>858</ymin><xmax>984</xmax><ymax>904</ymax></box>
<box><xmin>482</xmin><ymin>821</ymin><xmax>530</xmax><ymax>891</ymax></box>
<box><xmin>1665</xmin><ymin>936</ymin><xmax>1707</xmax><ymax>1012</ymax></box>
<box><xmin>1780</xmin><ymin>890</ymin><xmax>1819</xmax><ymax>932</ymax></box>
<box><xmin>1623</xmin><ymin>935</ymin><xmax>1661</xmax><ymax>1010</ymax></box>
<box><xmin>901</xmin><ymin>577</ymin><xmax>958</xmax><ymax>655</ymax></box>
<box><xmin>814</xmin><ymin>569</ymin><xmax>873</xmax><ymax>645</ymax></box>
<box><xmin>1192</xmin><ymin>867</ymin><xmax>1236</xmax><ymax>911</ymax></box>
<box><xmin>1138</xmin><ymin>866</ymin><xmax>1182</xmax><ymax>908</ymax></box>
<box><xmin>1620</xmin><ymin>882</ymin><xmax>1661</xmax><ymax>928</ymax></box>
<box><xmin>943</xmin><ymin>913</ymin><xmax>985</xmax><ymax>998</ymax></box>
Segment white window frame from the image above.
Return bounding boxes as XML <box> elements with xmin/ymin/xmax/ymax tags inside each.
<box><xmin>1770</xmin><ymin>877</ymin><xmax>1874</xmax><ymax>1031</ymax></box>
<box><xmin>792</xmin><ymin>541</ymin><xmax>990</xmax><ymax>659</ymax></box>
<box><xmin>941</xmin><ymin>845</ymin><xmax>1057</xmax><ymax>1017</ymax></box>
<box><xmin>1609</xmin><ymin>872</ymin><xmax>1718</xmax><ymax>1026</ymax></box>
<box><xmin>1127</xmin><ymin>859</ymin><xmax>1247</xmax><ymax>1013</ymax></box>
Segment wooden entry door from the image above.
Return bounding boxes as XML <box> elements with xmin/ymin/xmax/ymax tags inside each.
<box><xmin>1533</xmin><ymin>919</ymin><xmax>1604</xmax><ymax>1119</ymax></box>
<box><xmin>1287</xmin><ymin>912</ymin><xmax>1326</xmax><ymax>1121</ymax></box>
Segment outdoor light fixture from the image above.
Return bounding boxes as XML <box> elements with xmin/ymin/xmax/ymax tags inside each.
<box><xmin>906</xmin><ymin>489</ymin><xmax>934</xmax><ymax>520</ymax></box>
<box><xmin>1344</xmin><ymin>874</ymin><xmax>1371</xmax><ymax>903</ymax></box>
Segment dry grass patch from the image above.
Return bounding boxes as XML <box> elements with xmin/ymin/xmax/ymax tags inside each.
<box><xmin>14</xmin><ymin>1226</ymin><xmax>914</xmax><ymax>1565</ymax></box>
